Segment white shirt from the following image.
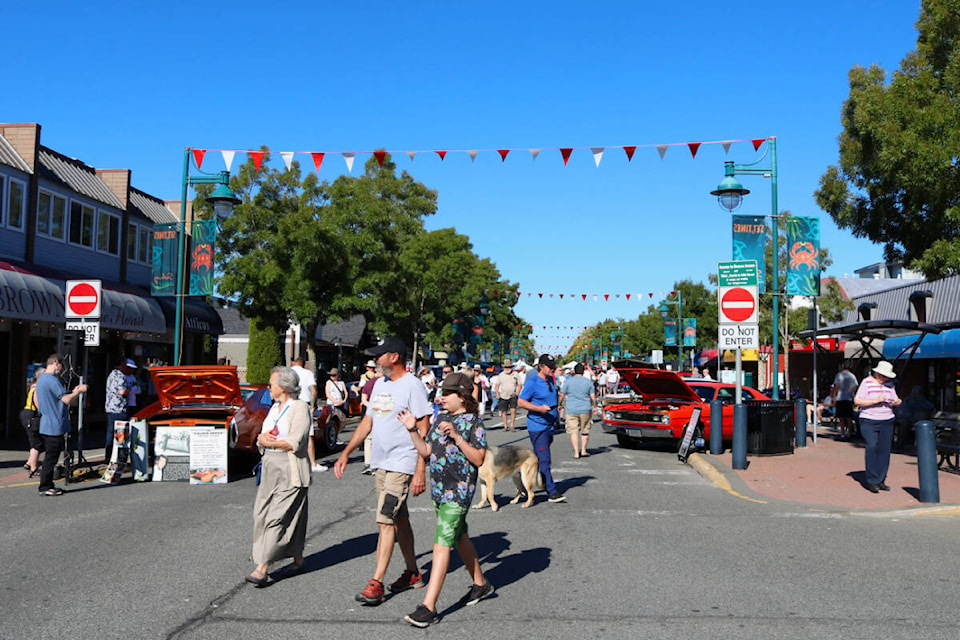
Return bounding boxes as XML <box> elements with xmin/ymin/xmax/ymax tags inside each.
<box><xmin>291</xmin><ymin>365</ymin><xmax>317</xmax><ymax>404</ymax></box>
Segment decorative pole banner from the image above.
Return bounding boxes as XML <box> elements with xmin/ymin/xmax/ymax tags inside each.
<box><xmin>732</xmin><ymin>215</ymin><xmax>767</xmax><ymax>292</ymax></box>
<box><xmin>683</xmin><ymin>318</ymin><xmax>697</xmax><ymax>348</ymax></box>
<box><xmin>189</xmin><ymin>219</ymin><xmax>217</xmax><ymax>296</ymax></box>
<box><xmin>151</xmin><ymin>223</ymin><xmax>179</xmax><ymax>297</ymax></box>
<box><xmin>785</xmin><ymin>216</ymin><xmax>821</xmax><ymax>296</ymax></box>
<box><xmin>664</xmin><ymin>319</ymin><xmax>678</xmax><ymax>347</ymax></box>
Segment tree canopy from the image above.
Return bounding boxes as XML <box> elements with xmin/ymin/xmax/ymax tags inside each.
<box><xmin>815</xmin><ymin>0</ymin><xmax>960</xmax><ymax>279</ymax></box>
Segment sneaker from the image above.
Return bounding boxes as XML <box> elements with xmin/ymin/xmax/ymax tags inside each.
<box><xmin>547</xmin><ymin>493</ymin><xmax>566</xmax><ymax>503</ymax></box>
<box><xmin>458</xmin><ymin>580</ymin><xmax>495</xmax><ymax>606</ymax></box>
<box><xmin>361</xmin><ymin>465</ymin><xmax>373</xmax><ymax>475</ymax></box>
<box><xmin>389</xmin><ymin>568</ymin><xmax>425</xmax><ymax>593</ymax></box>
<box><xmin>404</xmin><ymin>604</ymin><xmax>438</xmax><ymax>628</ymax></box>
<box><xmin>355</xmin><ymin>579</ymin><xmax>384</xmax><ymax>605</ymax></box>
<box><xmin>312</xmin><ymin>464</ymin><xmax>328</xmax><ymax>473</ymax></box>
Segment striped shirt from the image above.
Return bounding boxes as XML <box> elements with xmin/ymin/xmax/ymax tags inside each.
<box><xmin>855</xmin><ymin>376</ymin><xmax>899</xmax><ymax>421</ymax></box>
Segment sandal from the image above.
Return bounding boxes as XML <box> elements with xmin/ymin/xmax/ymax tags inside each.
<box><xmin>276</xmin><ymin>563</ymin><xmax>306</xmax><ymax>579</ymax></box>
<box><xmin>41</xmin><ymin>488</ymin><xmax>64</xmax><ymax>497</ymax></box>
<box><xmin>30</xmin><ymin>468</ymin><xmax>40</xmax><ymax>478</ymax></box>
<box><xmin>244</xmin><ymin>573</ymin><xmax>271</xmax><ymax>587</ymax></box>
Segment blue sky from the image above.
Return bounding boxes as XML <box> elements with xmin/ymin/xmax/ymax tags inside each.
<box><xmin>6</xmin><ymin>1</ymin><xmax>924</xmax><ymax>355</ymax></box>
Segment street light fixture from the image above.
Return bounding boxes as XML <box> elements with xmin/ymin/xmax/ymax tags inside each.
<box><xmin>658</xmin><ymin>291</ymin><xmax>683</xmax><ymax>371</ymax></box>
<box><xmin>174</xmin><ymin>148</ymin><xmax>240</xmax><ymax>366</ymax></box>
<box><xmin>710</xmin><ymin>137</ymin><xmax>780</xmax><ymax>398</ymax></box>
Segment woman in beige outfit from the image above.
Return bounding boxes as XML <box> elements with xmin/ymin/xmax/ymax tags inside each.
<box><xmin>246</xmin><ymin>366</ymin><xmax>312</xmax><ymax>586</ymax></box>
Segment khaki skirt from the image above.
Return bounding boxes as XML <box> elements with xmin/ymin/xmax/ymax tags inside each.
<box><xmin>252</xmin><ymin>451</ymin><xmax>308</xmax><ymax>565</ymax></box>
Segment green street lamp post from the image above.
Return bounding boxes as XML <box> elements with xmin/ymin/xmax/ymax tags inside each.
<box><xmin>174</xmin><ymin>148</ymin><xmax>240</xmax><ymax>366</ymax></box>
<box><xmin>658</xmin><ymin>291</ymin><xmax>683</xmax><ymax>371</ymax></box>
<box><xmin>710</xmin><ymin>137</ymin><xmax>780</xmax><ymax>398</ymax></box>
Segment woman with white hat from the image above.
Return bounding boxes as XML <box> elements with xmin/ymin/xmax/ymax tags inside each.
<box><xmin>853</xmin><ymin>361</ymin><xmax>902</xmax><ymax>493</ymax></box>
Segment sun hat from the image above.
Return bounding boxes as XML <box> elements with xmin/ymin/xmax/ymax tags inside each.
<box><xmin>328</xmin><ymin>367</ymin><xmax>339</xmax><ymax>375</ymax></box>
<box><xmin>872</xmin><ymin>361</ymin><xmax>896</xmax><ymax>379</ymax></box>
<box><xmin>365</xmin><ymin>360</ymin><xmax>376</xmax><ymax>368</ymax></box>
<box><xmin>502</xmin><ymin>358</ymin><xmax>513</xmax><ymax>368</ymax></box>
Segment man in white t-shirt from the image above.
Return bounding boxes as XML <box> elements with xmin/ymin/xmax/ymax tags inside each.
<box><xmin>605</xmin><ymin>366</ymin><xmax>620</xmax><ymax>395</ymax></box>
<box><xmin>291</xmin><ymin>357</ymin><xmax>324</xmax><ymax>472</ymax></box>
<box><xmin>334</xmin><ymin>337</ymin><xmax>432</xmax><ymax>606</ymax></box>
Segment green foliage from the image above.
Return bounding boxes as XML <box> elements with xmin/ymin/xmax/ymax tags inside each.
<box><xmin>246</xmin><ymin>317</ymin><xmax>282</xmax><ymax>384</ymax></box>
<box><xmin>815</xmin><ymin>0</ymin><xmax>960</xmax><ymax>278</ymax></box>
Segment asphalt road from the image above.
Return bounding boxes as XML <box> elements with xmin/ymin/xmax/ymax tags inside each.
<box><xmin>2</xmin><ymin>414</ymin><xmax>959</xmax><ymax>639</ymax></box>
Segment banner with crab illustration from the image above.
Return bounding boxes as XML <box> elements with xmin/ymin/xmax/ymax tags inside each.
<box><xmin>785</xmin><ymin>216</ymin><xmax>821</xmax><ymax>296</ymax></box>
<box><xmin>188</xmin><ymin>219</ymin><xmax>217</xmax><ymax>296</ymax></box>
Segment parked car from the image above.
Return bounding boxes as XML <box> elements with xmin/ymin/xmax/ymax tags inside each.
<box><xmin>601</xmin><ymin>367</ymin><xmax>769</xmax><ymax>449</ymax></box>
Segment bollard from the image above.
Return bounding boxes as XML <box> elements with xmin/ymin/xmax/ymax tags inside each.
<box><xmin>915</xmin><ymin>420</ymin><xmax>940</xmax><ymax>504</ymax></box>
<box><xmin>732</xmin><ymin>403</ymin><xmax>748</xmax><ymax>470</ymax></box>
<box><xmin>795</xmin><ymin>399</ymin><xmax>807</xmax><ymax>449</ymax></box>
<box><xmin>710</xmin><ymin>399</ymin><xmax>724</xmax><ymax>455</ymax></box>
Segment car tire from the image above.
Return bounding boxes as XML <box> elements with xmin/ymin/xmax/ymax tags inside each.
<box><xmin>317</xmin><ymin>415</ymin><xmax>341</xmax><ymax>453</ymax></box>
<box><xmin>617</xmin><ymin>433</ymin><xmax>640</xmax><ymax>449</ymax></box>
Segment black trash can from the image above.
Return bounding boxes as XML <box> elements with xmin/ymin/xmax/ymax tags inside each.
<box><xmin>746</xmin><ymin>401</ymin><xmax>795</xmax><ymax>455</ymax></box>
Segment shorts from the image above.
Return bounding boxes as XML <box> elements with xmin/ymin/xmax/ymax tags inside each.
<box><xmin>835</xmin><ymin>400</ymin><xmax>855</xmax><ymax>419</ymax></box>
<box><xmin>497</xmin><ymin>396</ymin><xmax>518</xmax><ymax>412</ymax></box>
<box><xmin>433</xmin><ymin>501</ymin><xmax>469</xmax><ymax>547</ymax></box>
<box><xmin>374</xmin><ymin>469</ymin><xmax>412</xmax><ymax>525</ymax></box>
<box><xmin>565</xmin><ymin>412</ymin><xmax>592</xmax><ymax>435</ymax></box>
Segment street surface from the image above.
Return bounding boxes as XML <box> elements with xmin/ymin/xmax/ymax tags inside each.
<box><xmin>2</xmin><ymin>414</ymin><xmax>958</xmax><ymax>639</ymax></box>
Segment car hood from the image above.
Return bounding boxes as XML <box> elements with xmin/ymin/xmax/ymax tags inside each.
<box><xmin>150</xmin><ymin>366</ymin><xmax>243</xmax><ymax>409</ymax></box>
<box><xmin>617</xmin><ymin>368</ymin><xmax>702</xmax><ymax>403</ymax></box>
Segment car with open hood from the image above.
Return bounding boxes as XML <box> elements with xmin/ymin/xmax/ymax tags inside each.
<box><xmin>601</xmin><ymin>365</ymin><xmax>769</xmax><ymax>448</ymax></box>
<box><xmin>133</xmin><ymin>365</ymin><xmax>345</xmax><ymax>456</ymax></box>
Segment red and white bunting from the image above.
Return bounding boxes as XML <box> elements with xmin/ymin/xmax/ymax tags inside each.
<box><xmin>342</xmin><ymin>152</ymin><xmax>355</xmax><ymax>172</ymax></box>
<box><xmin>192</xmin><ymin>148</ymin><xmax>206</xmax><ymax>169</ymax></box>
<box><xmin>221</xmin><ymin>150</ymin><xmax>235</xmax><ymax>171</ymax></box>
<box><xmin>280</xmin><ymin>151</ymin><xmax>295</xmax><ymax>170</ymax></box>
<box><xmin>591</xmin><ymin>147</ymin><xmax>604</xmax><ymax>167</ymax></box>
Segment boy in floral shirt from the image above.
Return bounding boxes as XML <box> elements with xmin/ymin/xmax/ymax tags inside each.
<box><xmin>398</xmin><ymin>372</ymin><xmax>494</xmax><ymax>627</ymax></box>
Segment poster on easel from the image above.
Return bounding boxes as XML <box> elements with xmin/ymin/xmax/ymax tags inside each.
<box><xmin>100</xmin><ymin>421</ymin><xmax>130</xmax><ymax>485</ymax></box>
<box><xmin>189</xmin><ymin>428</ymin><xmax>228</xmax><ymax>484</ymax></box>
<box><xmin>130</xmin><ymin>419</ymin><xmax>149</xmax><ymax>481</ymax></box>
<box><xmin>153</xmin><ymin>426</ymin><xmax>191</xmax><ymax>481</ymax></box>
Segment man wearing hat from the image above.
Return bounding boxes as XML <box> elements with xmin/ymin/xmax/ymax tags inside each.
<box><xmin>494</xmin><ymin>359</ymin><xmax>522</xmax><ymax>431</ymax></box>
<box><xmin>104</xmin><ymin>357</ymin><xmax>136</xmax><ymax>462</ymax></box>
<box><xmin>854</xmin><ymin>360</ymin><xmax>902</xmax><ymax>493</ymax></box>
<box><xmin>334</xmin><ymin>337</ymin><xmax>433</xmax><ymax>605</ymax></box>
<box><xmin>517</xmin><ymin>354</ymin><xmax>565</xmax><ymax>503</ymax></box>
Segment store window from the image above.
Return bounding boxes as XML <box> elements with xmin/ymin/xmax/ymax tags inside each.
<box><xmin>69</xmin><ymin>201</ymin><xmax>95</xmax><ymax>248</ymax></box>
<box><xmin>37</xmin><ymin>191</ymin><xmax>67</xmax><ymax>240</ymax></box>
<box><xmin>96</xmin><ymin>210</ymin><xmax>120</xmax><ymax>255</ymax></box>
<box><xmin>7</xmin><ymin>179</ymin><xmax>26</xmax><ymax>230</ymax></box>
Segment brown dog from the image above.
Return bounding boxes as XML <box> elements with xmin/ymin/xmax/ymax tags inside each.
<box><xmin>473</xmin><ymin>445</ymin><xmax>544</xmax><ymax>511</ymax></box>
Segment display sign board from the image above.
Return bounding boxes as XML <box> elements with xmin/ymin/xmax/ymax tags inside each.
<box><xmin>677</xmin><ymin>406</ymin><xmax>703</xmax><ymax>463</ymax></box>
<box><xmin>717</xmin><ymin>260</ymin><xmax>759</xmax><ymax>288</ymax></box>
<box><xmin>719</xmin><ymin>324</ymin><xmax>760</xmax><ymax>350</ymax></box>
<box><xmin>65</xmin><ymin>280</ymin><xmax>102</xmax><ymax>318</ymax></box>
<box><xmin>718</xmin><ymin>261</ymin><xmax>759</xmax><ymax>325</ymax></box>
<box><xmin>153</xmin><ymin>427</ymin><xmax>227</xmax><ymax>483</ymax></box>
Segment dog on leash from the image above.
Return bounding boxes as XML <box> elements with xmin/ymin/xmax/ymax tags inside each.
<box><xmin>473</xmin><ymin>445</ymin><xmax>543</xmax><ymax>511</ymax></box>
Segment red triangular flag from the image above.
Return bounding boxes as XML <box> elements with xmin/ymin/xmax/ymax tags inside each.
<box><xmin>752</xmin><ymin>138</ymin><xmax>765</xmax><ymax>151</ymax></box>
<box><xmin>516</xmin><ymin>291</ymin><xmax>522</xmax><ymax>297</ymax></box>
<box><xmin>604</xmin><ymin>294</ymin><xmax>610</xmax><ymax>301</ymax></box>
<box><xmin>249</xmin><ymin>151</ymin><xmax>264</xmax><ymax>171</ymax></box>
<box><xmin>538</xmin><ymin>293</ymin><xmax>543</xmax><ymax>298</ymax></box>
<box><xmin>649</xmin><ymin>292</ymin><xmax>654</xmax><ymax>298</ymax></box>
<box><xmin>373</xmin><ymin>151</ymin><xmax>387</xmax><ymax>168</ymax></box>
<box><xmin>559</xmin><ymin>294</ymin><xmax>564</xmax><ymax>299</ymax></box>
<box><xmin>311</xmin><ymin>152</ymin><xmax>325</xmax><ymax>172</ymax></box>
<box><xmin>687</xmin><ymin>143</ymin><xmax>701</xmax><ymax>158</ymax></box>
<box><xmin>192</xmin><ymin>149</ymin><xmax>206</xmax><ymax>169</ymax></box>
<box><xmin>623</xmin><ymin>146</ymin><xmax>637</xmax><ymax>161</ymax></box>
<box><xmin>498</xmin><ymin>149</ymin><xmax>510</xmax><ymax>162</ymax></box>
<box><xmin>626</xmin><ymin>294</ymin><xmax>631</xmax><ymax>300</ymax></box>
<box><xmin>435</xmin><ymin>150</ymin><xmax>448</xmax><ymax>160</ymax></box>
<box><xmin>560</xmin><ymin>148</ymin><xmax>573</xmax><ymax>165</ymax></box>
<box><xmin>581</xmin><ymin>294</ymin><xmax>587</xmax><ymax>300</ymax></box>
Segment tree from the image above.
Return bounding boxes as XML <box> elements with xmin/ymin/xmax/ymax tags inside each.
<box><xmin>815</xmin><ymin>1</ymin><xmax>960</xmax><ymax>279</ymax></box>
<box><xmin>246</xmin><ymin>317</ymin><xmax>283</xmax><ymax>384</ymax></box>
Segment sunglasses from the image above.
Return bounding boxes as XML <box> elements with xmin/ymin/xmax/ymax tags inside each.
<box><xmin>441</xmin><ymin>389</ymin><xmax>460</xmax><ymax>396</ymax></box>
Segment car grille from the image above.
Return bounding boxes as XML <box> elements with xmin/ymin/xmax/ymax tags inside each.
<box><xmin>606</xmin><ymin>410</ymin><xmax>669</xmax><ymax>425</ymax></box>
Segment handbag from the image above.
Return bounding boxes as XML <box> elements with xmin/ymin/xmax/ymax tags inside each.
<box><xmin>253</xmin><ymin>460</ymin><xmax>262</xmax><ymax>485</ymax></box>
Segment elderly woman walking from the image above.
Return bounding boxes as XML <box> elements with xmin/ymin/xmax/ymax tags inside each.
<box><xmin>246</xmin><ymin>366</ymin><xmax>312</xmax><ymax>586</ymax></box>
<box><xmin>854</xmin><ymin>361</ymin><xmax>902</xmax><ymax>494</ymax></box>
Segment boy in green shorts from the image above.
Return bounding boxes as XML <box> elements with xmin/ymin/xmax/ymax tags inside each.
<box><xmin>397</xmin><ymin>372</ymin><xmax>494</xmax><ymax>627</ymax></box>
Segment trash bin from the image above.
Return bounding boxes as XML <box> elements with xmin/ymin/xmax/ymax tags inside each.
<box><xmin>746</xmin><ymin>401</ymin><xmax>795</xmax><ymax>455</ymax></box>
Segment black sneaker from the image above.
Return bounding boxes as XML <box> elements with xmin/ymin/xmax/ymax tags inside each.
<box><xmin>547</xmin><ymin>493</ymin><xmax>566</xmax><ymax>503</ymax></box>
<box><xmin>458</xmin><ymin>580</ymin><xmax>495</xmax><ymax>606</ymax></box>
<box><xmin>404</xmin><ymin>604</ymin><xmax>438</xmax><ymax>628</ymax></box>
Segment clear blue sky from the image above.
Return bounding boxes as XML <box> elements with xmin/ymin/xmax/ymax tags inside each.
<box><xmin>6</xmin><ymin>1</ymin><xmax>924</xmax><ymax>355</ymax></box>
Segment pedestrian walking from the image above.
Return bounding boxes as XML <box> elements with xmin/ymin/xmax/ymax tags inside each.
<box><xmin>854</xmin><ymin>361</ymin><xmax>901</xmax><ymax>493</ymax></box>
<box><xmin>831</xmin><ymin>363</ymin><xmax>859</xmax><ymax>440</ymax></box>
<box><xmin>560</xmin><ymin>363</ymin><xmax>596</xmax><ymax>458</ymax></box>
<box><xmin>517</xmin><ymin>354</ymin><xmax>565</xmax><ymax>503</ymax></box>
<box><xmin>104</xmin><ymin>357</ymin><xmax>134</xmax><ymax>461</ymax></box>
<box><xmin>35</xmin><ymin>354</ymin><xmax>87</xmax><ymax>496</ymax></box>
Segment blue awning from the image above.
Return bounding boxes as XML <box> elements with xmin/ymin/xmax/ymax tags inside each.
<box><xmin>883</xmin><ymin>329</ymin><xmax>960</xmax><ymax>360</ymax></box>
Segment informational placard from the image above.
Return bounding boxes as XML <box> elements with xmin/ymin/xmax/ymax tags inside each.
<box><xmin>153</xmin><ymin>427</ymin><xmax>227</xmax><ymax>483</ymax></box>
<box><xmin>153</xmin><ymin>426</ymin><xmax>192</xmax><ymax>482</ymax></box>
<box><xmin>719</xmin><ymin>324</ymin><xmax>760</xmax><ymax>350</ymax></box>
<box><xmin>189</xmin><ymin>428</ymin><xmax>228</xmax><ymax>484</ymax></box>
<box><xmin>677</xmin><ymin>407</ymin><xmax>703</xmax><ymax>463</ymax></box>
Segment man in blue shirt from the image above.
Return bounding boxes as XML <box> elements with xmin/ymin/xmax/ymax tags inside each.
<box><xmin>35</xmin><ymin>353</ymin><xmax>88</xmax><ymax>496</ymax></box>
<box><xmin>560</xmin><ymin>363</ymin><xmax>597</xmax><ymax>458</ymax></box>
<box><xmin>518</xmin><ymin>354</ymin><xmax>565</xmax><ymax>503</ymax></box>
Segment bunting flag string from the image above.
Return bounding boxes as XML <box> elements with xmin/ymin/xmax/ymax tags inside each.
<box><xmin>487</xmin><ymin>289</ymin><xmax>668</xmax><ymax>300</ymax></box>
<box><xmin>185</xmin><ymin>137</ymin><xmax>771</xmax><ymax>174</ymax></box>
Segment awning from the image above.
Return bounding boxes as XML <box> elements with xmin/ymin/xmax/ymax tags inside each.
<box><xmin>0</xmin><ymin>263</ymin><xmax>167</xmax><ymax>332</ymax></box>
<box><xmin>156</xmin><ymin>298</ymin><xmax>224</xmax><ymax>335</ymax></box>
<box><xmin>884</xmin><ymin>329</ymin><xmax>960</xmax><ymax>360</ymax></box>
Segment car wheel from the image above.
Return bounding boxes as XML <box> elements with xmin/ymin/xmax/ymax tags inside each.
<box><xmin>317</xmin><ymin>415</ymin><xmax>340</xmax><ymax>453</ymax></box>
<box><xmin>617</xmin><ymin>433</ymin><xmax>640</xmax><ymax>449</ymax></box>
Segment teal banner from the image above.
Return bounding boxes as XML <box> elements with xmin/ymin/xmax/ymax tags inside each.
<box><xmin>786</xmin><ymin>216</ymin><xmax>821</xmax><ymax>296</ymax></box>
<box><xmin>189</xmin><ymin>219</ymin><xmax>217</xmax><ymax>296</ymax></box>
<box><xmin>151</xmin><ymin>223</ymin><xmax>179</xmax><ymax>296</ymax></box>
<box><xmin>732</xmin><ymin>215</ymin><xmax>767</xmax><ymax>292</ymax></box>
<box><xmin>683</xmin><ymin>318</ymin><xmax>697</xmax><ymax>348</ymax></box>
<box><xmin>664</xmin><ymin>319</ymin><xmax>678</xmax><ymax>347</ymax></box>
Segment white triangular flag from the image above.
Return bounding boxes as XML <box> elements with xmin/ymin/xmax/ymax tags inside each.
<box><xmin>467</xmin><ymin>150</ymin><xmax>478</xmax><ymax>162</ymax></box>
<box><xmin>721</xmin><ymin>141</ymin><xmax>732</xmax><ymax>154</ymax></box>
<box><xmin>406</xmin><ymin>151</ymin><xmax>416</xmax><ymax>162</ymax></box>
<box><xmin>221</xmin><ymin>150</ymin><xmax>235</xmax><ymax>172</ymax></box>
<box><xmin>342</xmin><ymin>152</ymin><xmax>355</xmax><ymax>172</ymax></box>
<box><xmin>591</xmin><ymin>147</ymin><xmax>605</xmax><ymax>167</ymax></box>
<box><xmin>657</xmin><ymin>145</ymin><xmax>668</xmax><ymax>160</ymax></box>
<box><xmin>280</xmin><ymin>152</ymin><xmax>295</xmax><ymax>170</ymax></box>
<box><xmin>529</xmin><ymin>149</ymin><xmax>541</xmax><ymax>161</ymax></box>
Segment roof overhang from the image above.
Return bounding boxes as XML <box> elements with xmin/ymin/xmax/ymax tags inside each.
<box><xmin>798</xmin><ymin>319</ymin><xmax>943</xmax><ymax>341</ymax></box>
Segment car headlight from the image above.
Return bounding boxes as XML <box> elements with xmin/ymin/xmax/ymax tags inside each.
<box><xmin>661</xmin><ymin>414</ymin><xmax>671</xmax><ymax>425</ymax></box>
<box><xmin>603</xmin><ymin>411</ymin><xmax>614</xmax><ymax>421</ymax></box>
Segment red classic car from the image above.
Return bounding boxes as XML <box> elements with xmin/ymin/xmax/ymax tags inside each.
<box><xmin>134</xmin><ymin>366</ymin><xmax>345</xmax><ymax>456</ymax></box>
<box><xmin>601</xmin><ymin>368</ymin><xmax>770</xmax><ymax>448</ymax></box>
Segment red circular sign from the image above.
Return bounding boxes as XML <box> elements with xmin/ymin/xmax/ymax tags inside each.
<box><xmin>720</xmin><ymin>287</ymin><xmax>755</xmax><ymax>322</ymax></box>
<box><xmin>67</xmin><ymin>282</ymin><xmax>99</xmax><ymax>316</ymax></box>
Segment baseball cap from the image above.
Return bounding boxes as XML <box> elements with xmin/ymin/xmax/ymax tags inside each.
<box><xmin>473</xmin><ymin>364</ymin><xmax>481</xmax><ymax>370</ymax></box>
<box><xmin>537</xmin><ymin>354</ymin><xmax>557</xmax><ymax>369</ymax></box>
<box><xmin>441</xmin><ymin>372</ymin><xmax>474</xmax><ymax>396</ymax></box>
<box><xmin>364</xmin><ymin>337</ymin><xmax>407</xmax><ymax>358</ymax></box>
<box><xmin>125</xmin><ymin>358</ymin><xmax>138</xmax><ymax>369</ymax></box>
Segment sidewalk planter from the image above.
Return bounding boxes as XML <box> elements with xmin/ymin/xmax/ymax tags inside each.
<box><xmin>746</xmin><ymin>401</ymin><xmax>795</xmax><ymax>455</ymax></box>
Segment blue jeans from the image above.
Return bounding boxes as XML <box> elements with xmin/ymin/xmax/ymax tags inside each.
<box><xmin>528</xmin><ymin>428</ymin><xmax>558</xmax><ymax>495</ymax></box>
<box><xmin>860</xmin><ymin>417</ymin><xmax>894</xmax><ymax>486</ymax></box>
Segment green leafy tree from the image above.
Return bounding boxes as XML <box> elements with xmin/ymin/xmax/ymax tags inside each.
<box><xmin>246</xmin><ymin>317</ymin><xmax>283</xmax><ymax>384</ymax></box>
<box><xmin>815</xmin><ymin>1</ymin><xmax>960</xmax><ymax>279</ymax></box>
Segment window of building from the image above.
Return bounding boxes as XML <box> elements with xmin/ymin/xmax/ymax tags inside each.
<box><xmin>97</xmin><ymin>210</ymin><xmax>120</xmax><ymax>255</ymax></box>
<box><xmin>138</xmin><ymin>226</ymin><xmax>150</xmax><ymax>263</ymax></box>
<box><xmin>37</xmin><ymin>190</ymin><xmax>67</xmax><ymax>240</ymax></box>
<box><xmin>7</xmin><ymin>179</ymin><xmax>26</xmax><ymax>230</ymax></box>
<box><xmin>69</xmin><ymin>201</ymin><xmax>94</xmax><ymax>248</ymax></box>
<box><xmin>0</xmin><ymin>178</ymin><xmax>5</xmax><ymax>226</ymax></box>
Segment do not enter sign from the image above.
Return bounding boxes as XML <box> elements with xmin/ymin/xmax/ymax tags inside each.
<box><xmin>66</xmin><ymin>280</ymin><xmax>102</xmax><ymax>319</ymax></box>
<box><xmin>719</xmin><ymin>286</ymin><xmax>757</xmax><ymax>324</ymax></box>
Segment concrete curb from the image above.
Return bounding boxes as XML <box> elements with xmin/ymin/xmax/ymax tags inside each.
<box><xmin>686</xmin><ymin>453</ymin><xmax>767</xmax><ymax>504</ymax></box>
